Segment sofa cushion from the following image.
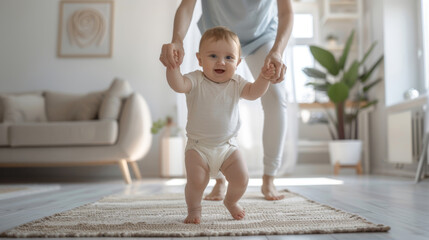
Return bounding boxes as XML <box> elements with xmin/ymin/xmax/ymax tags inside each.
<box><xmin>99</xmin><ymin>78</ymin><xmax>132</xmax><ymax>120</ymax></box>
<box><xmin>45</xmin><ymin>91</ymin><xmax>104</xmax><ymax>121</ymax></box>
<box><xmin>0</xmin><ymin>91</ymin><xmax>44</xmax><ymax>123</ymax></box>
<box><xmin>0</xmin><ymin>124</ymin><xmax>9</xmax><ymax>146</ymax></box>
<box><xmin>1</xmin><ymin>93</ymin><xmax>47</xmax><ymax>123</ymax></box>
<box><xmin>9</xmin><ymin>120</ymin><xmax>118</xmax><ymax>147</ymax></box>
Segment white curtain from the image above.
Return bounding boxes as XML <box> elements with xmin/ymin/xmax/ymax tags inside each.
<box><xmin>277</xmin><ymin>42</ymin><xmax>299</xmax><ymax>176</ymax></box>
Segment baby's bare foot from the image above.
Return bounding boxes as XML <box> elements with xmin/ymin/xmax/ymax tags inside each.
<box><xmin>184</xmin><ymin>209</ymin><xmax>201</xmax><ymax>224</ymax></box>
<box><xmin>223</xmin><ymin>200</ymin><xmax>245</xmax><ymax>220</ymax></box>
<box><xmin>204</xmin><ymin>179</ymin><xmax>226</xmax><ymax>201</ymax></box>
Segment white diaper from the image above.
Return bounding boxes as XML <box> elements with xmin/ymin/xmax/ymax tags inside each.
<box><xmin>185</xmin><ymin>138</ymin><xmax>238</xmax><ymax>178</ymax></box>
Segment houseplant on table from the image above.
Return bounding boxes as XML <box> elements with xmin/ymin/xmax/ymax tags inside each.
<box><xmin>152</xmin><ymin>116</ymin><xmax>186</xmax><ymax>177</ymax></box>
<box><xmin>302</xmin><ymin>30</ymin><xmax>384</xmax><ymax>172</ymax></box>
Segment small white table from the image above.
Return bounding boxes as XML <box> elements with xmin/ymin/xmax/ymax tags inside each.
<box><xmin>299</xmin><ymin>102</ymin><xmax>374</xmax><ymax>174</ymax></box>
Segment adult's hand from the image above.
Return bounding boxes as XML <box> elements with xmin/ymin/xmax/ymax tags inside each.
<box><xmin>264</xmin><ymin>51</ymin><xmax>287</xmax><ymax>84</ymax></box>
<box><xmin>159</xmin><ymin>42</ymin><xmax>184</xmax><ymax>69</ymax></box>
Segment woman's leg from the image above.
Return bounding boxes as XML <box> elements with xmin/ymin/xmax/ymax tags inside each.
<box><xmin>203</xmin><ymin>177</ymin><xmax>226</xmax><ymax>201</ymax></box>
<box><xmin>184</xmin><ymin>150</ymin><xmax>210</xmax><ymax>224</ymax></box>
<box><xmin>245</xmin><ymin>41</ymin><xmax>288</xmax><ymax>200</ymax></box>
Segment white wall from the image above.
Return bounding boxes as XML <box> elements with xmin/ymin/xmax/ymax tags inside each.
<box><xmin>0</xmin><ymin>0</ymin><xmax>179</xmax><ymax>179</ymax></box>
<box><xmin>365</xmin><ymin>0</ymin><xmax>423</xmax><ymax>177</ymax></box>
<box><xmin>383</xmin><ymin>0</ymin><xmax>421</xmax><ymax>106</ymax></box>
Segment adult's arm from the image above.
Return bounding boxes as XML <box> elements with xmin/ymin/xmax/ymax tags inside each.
<box><xmin>265</xmin><ymin>0</ymin><xmax>294</xmax><ymax>83</ymax></box>
<box><xmin>160</xmin><ymin>0</ymin><xmax>197</xmax><ymax>69</ymax></box>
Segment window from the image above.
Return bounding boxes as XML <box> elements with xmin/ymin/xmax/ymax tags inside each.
<box><xmin>293</xmin><ymin>14</ymin><xmax>314</xmax><ymax>39</ymax></box>
<box><xmin>288</xmin><ymin>9</ymin><xmax>319</xmax><ymax>103</ymax></box>
<box><xmin>384</xmin><ymin>0</ymin><xmax>426</xmax><ymax>105</ymax></box>
<box><xmin>292</xmin><ymin>45</ymin><xmax>316</xmax><ymax>102</ymax></box>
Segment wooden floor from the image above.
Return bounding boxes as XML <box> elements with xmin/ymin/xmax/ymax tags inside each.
<box><xmin>0</xmin><ymin>175</ymin><xmax>428</xmax><ymax>240</ymax></box>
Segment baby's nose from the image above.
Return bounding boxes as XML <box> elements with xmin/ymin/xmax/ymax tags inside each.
<box><xmin>217</xmin><ymin>59</ymin><xmax>225</xmax><ymax>65</ymax></box>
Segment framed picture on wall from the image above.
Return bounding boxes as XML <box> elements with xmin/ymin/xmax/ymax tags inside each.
<box><xmin>57</xmin><ymin>0</ymin><xmax>114</xmax><ymax>58</ymax></box>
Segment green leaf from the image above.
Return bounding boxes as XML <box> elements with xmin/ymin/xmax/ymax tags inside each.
<box><xmin>360</xmin><ymin>42</ymin><xmax>376</xmax><ymax>65</ymax></box>
<box><xmin>360</xmin><ymin>100</ymin><xmax>378</xmax><ymax>110</ymax></box>
<box><xmin>302</xmin><ymin>67</ymin><xmax>326</xmax><ymax>79</ymax></box>
<box><xmin>342</xmin><ymin>60</ymin><xmax>360</xmax><ymax>88</ymax></box>
<box><xmin>363</xmin><ymin>78</ymin><xmax>382</xmax><ymax>92</ymax></box>
<box><xmin>151</xmin><ymin>118</ymin><xmax>167</xmax><ymax>134</ymax></box>
<box><xmin>328</xmin><ymin>82</ymin><xmax>349</xmax><ymax>103</ymax></box>
<box><xmin>360</xmin><ymin>55</ymin><xmax>384</xmax><ymax>83</ymax></box>
<box><xmin>310</xmin><ymin>46</ymin><xmax>340</xmax><ymax>76</ymax></box>
<box><xmin>306</xmin><ymin>82</ymin><xmax>329</xmax><ymax>92</ymax></box>
<box><xmin>151</xmin><ymin>127</ymin><xmax>158</xmax><ymax>134</ymax></box>
<box><xmin>338</xmin><ymin>30</ymin><xmax>355</xmax><ymax>70</ymax></box>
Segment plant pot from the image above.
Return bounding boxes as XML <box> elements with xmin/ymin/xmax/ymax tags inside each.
<box><xmin>329</xmin><ymin>140</ymin><xmax>362</xmax><ymax>165</ymax></box>
<box><xmin>160</xmin><ymin>136</ymin><xmax>186</xmax><ymax>177</ymax></box>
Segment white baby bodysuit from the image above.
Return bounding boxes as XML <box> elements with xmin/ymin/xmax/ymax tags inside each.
<box><xmin>184</xmin><ymin>70</ymin><xmax>249</xmax><ymax>146</ymax></box>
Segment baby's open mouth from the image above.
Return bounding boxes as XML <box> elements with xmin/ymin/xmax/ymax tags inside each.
<box><xmin>215</xmin><ymin>69</ymin><xmax>225</xmax><ymax>74</ymax></box>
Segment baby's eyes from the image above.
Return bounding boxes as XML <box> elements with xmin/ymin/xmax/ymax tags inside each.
<box><xmin>207</xmin><ymin>54</ymin><xmax>235</xmax><ymax>61</ymax></box>
<box><xmin>225</xmin><ymin>55</ymin><xmax>238</xmax><ymax>62</ymax></box>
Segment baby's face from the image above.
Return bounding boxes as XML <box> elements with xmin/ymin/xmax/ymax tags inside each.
<box><xmin>197</xmin><ymin>38</ymin><xmax>241</xmax><ymax>83</ymax></box>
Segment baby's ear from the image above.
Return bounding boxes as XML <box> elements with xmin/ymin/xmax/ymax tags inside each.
<box><xmin>196</xmin><ymin>53</ymin><xmax>202</xmax><ymax>66</ymax></box>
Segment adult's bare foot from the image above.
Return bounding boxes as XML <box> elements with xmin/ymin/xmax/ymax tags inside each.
<box><xmin>223</xmin><ymin>200</ymin><xmax>245</xmax><ymax>220</ymax></box>
<box><xmin>261</xmin><ymin>174</ymin><xmax>285</xmax><ymax>201</ymax></box>
<box><xmin>204</xmin><ymin>178</ymin><xmax>226</xmax><ymax>201</ymax></box>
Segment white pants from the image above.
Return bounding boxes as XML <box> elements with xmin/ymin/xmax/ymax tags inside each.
<box><xmin>245</xmin><ymin>41</ymin><xmax>288</xmax><ymax>176</ymax></box>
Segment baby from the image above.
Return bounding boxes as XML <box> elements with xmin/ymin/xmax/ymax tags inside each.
<box><xmin>165</xmin><ymin>26</ymin><xmax>275</xmax><ymax>224</ymax></box>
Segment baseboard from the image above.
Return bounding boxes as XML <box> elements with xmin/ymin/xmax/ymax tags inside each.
<box><xmin>372</xmin><ymin>168</ymin><xmax>418</xmax><ymax>178</ymax></box>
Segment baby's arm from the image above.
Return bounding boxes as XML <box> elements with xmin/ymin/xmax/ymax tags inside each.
<box><xmin>240</xmin><ymin>64</ymin><xmax>274</xmax><ymax>100</ymax></box>
<box><xmin>166</xmin><ymin>51</ymin><xmax>191</xmax><ymax>93</ymax></box>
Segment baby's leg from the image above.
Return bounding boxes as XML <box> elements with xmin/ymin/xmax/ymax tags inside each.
<box><xmin>184</xmin><ymin>150</ymin><xmax>210</xmax><ymax>224</ymax></box>
<box><xmin>220</xmin><ymin>150</ymin><xmax>249</xmax><ymax>220</ymax></box>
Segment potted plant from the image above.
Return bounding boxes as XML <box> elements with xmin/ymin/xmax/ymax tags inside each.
<box><xmin>151</xmin><ymin>116</ymin><xmax>186</xmax><ymax>177</ymax></box>
<box><xmin>326</xmin><ymin>34</ymin><xmax>339</xmax><ymax>48</ymax></box>
<box><xmin>302</xmin><ymin>29</ymin><xmax>384</xmax><ymax>168</ymax></box>
<box><xmin>151</xmin><ymin>116</ymin><xmax>173</xmax><ymax>135</ymax></box>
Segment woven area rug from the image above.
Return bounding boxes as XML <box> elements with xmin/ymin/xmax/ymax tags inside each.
<box><xmin>1</xmin><ymin>190</ymin><xmax>390</xmax><ymax>238</ymax></box>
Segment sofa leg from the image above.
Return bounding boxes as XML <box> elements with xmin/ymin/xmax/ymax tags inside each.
<box><xmin>118</xmin><ymin>160</ymin><xmax>132</xmax><ymax>184</ymax></box>
<box><xmin>130</xmin><ymin>161</ymin><xmax>142</xmax><ymax>180</ymax></box>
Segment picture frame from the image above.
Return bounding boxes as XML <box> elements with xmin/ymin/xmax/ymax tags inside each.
<box><xmin>57</xmin><ymin>0</ymin><xmax>114</xmax><ymax>58</ymax></box>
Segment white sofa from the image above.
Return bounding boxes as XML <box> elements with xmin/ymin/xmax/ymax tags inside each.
<box><xmin>0</xmin><ymin>79</ymin><xmax>152</xmax><ymax>184</ymax></box>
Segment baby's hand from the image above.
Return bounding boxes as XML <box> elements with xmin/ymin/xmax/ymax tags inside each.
<box><xmin>173</xmin><ymin>50</ymin><xmax>179</xmax><ymax>64</ymax></box>
<box><xmin>166</xmin><ymin>50</ymin><xmax>180</xmax><ymax>70</ymax></box>
<box><xmin>261</xmin><ymin>63</ymin><xmax>276</xmax><ymax>80</ymax></box>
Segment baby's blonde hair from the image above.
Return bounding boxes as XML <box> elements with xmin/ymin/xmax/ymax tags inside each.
<box><xmin>199</xmin><ymin>26</ymin><xmax>242</xmax><ymax>57</ymax></box>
